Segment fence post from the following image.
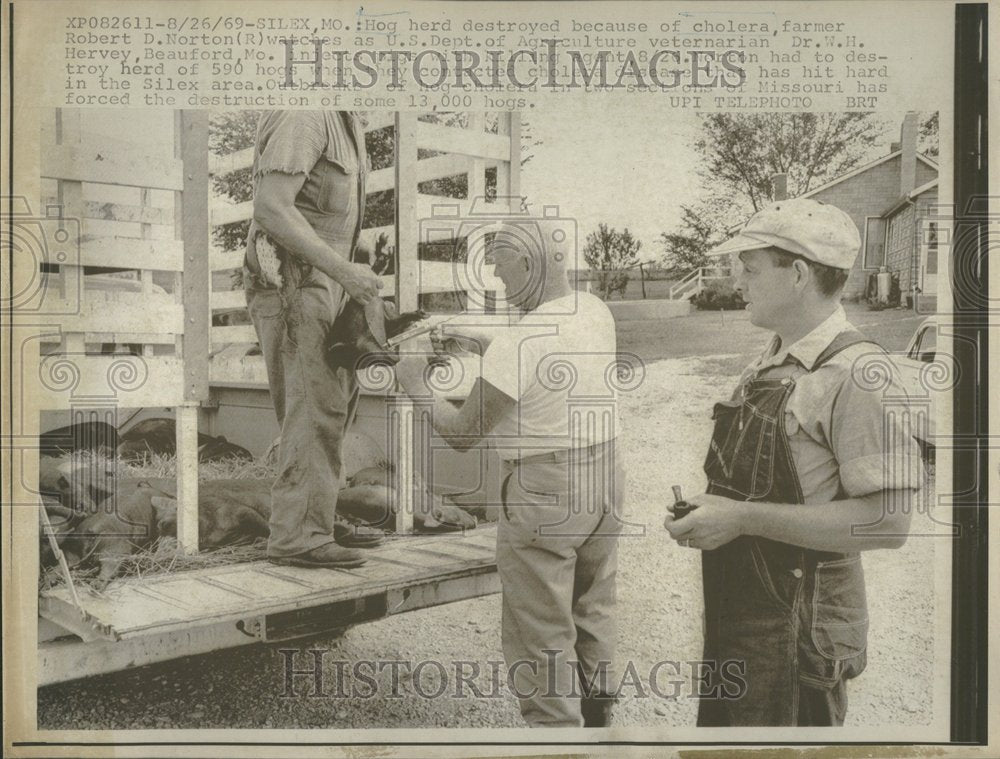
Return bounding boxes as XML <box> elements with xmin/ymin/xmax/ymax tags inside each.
<box><xmin>176</xmin><ymin>109</ymin><xmax>210</xmax><ymax>553</ymax></box>
<box><xmin>54</xmin><ymin>109</ymin><xmax>85</xmax><ymax>353</ymax></box>
<box><xmin>639</xmin><ymin>262</ymin><xmax>647</xmax><ymax>299</ymax></box>
<box><xmin>391</xmin><ymin>112</ymin><xmax>418</xmax><ymax>533</ymax></box>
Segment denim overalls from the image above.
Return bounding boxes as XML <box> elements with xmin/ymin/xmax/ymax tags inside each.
<box><xmin>698</xmin><ymin>329</ymin><xmax>874</xmax><ymax>726</ymax></box>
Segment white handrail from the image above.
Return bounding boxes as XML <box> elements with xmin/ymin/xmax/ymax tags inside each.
<box><xmin>668</xmin><ymin>265</ymin><xmax>733</xmax><ymax>300</ymax></box>
<box><xmin>668</xmin><ymin>267</ymin><xmax>702</xmax><ymax>299</ymax></box>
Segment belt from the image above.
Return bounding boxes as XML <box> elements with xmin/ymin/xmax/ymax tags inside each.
<box><xmin>513</xmin><ymin>439</ymin><xmax>615</xmax><ymax>467</ymax></box>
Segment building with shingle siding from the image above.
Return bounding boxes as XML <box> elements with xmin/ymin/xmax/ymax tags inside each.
<box><xmin>709</xmin><ymin>113</ymin><xmax>939</xmax><ymax>309</ymax></box>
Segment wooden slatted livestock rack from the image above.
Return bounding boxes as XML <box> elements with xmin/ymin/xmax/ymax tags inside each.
<box><xmin>35</xmin><ymin>109</ymin><xmax>209</xmax><ymax>552</ymax></box>
<box><xmin>35</xmin><ymin>109</ymin><xmax>522</xmax><ymax>685</ymax></box>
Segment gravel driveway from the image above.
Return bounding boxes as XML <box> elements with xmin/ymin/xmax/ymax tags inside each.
<box><xmin>37</xmin><ymin>355</ymin><xmax>939</xmax><ymax>730</ymax></box>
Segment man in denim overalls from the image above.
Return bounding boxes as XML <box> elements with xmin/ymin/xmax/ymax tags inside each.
<box><xmin>666</xmin><ymin>199</ymin><xmax>924</xmax><ymax>725</ymax></box>
<box><xmin>244</xmin><ymin>111</ymin><xmax>385</xmax><ymax>568</ymax></box>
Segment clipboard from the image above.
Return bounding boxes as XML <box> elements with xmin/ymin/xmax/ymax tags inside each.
<box><xmin>385</xmin><ymin>314</ymin><xmax>459</xmax><ymax>348</ymax></box>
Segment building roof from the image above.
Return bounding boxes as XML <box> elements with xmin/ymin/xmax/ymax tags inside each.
<box><xmin>880</xmin><ymin>178</ymin><xmax>940</xmax><ymax>218</ymax></box>
<box><xmin>798</xmin><ymin>151</ymin><xmax>938</xmax><ymax>200</ymax></box>
<box><xmin>707</xmin><ymin>152</ymin><xmax>940</xmax><ymax>258</ymax></box>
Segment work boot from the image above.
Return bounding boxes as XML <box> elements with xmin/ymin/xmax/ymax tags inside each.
<box><xmin>269</xmin><ymin>543</ymin><xmax>367</xmax><ymax>569</ymax></box>
<box><xmin>334</xmin><ymin>519</ymin><xmax>385</xmax><ymax>548</ymax></box>
<box><xmin>580</xmin><ymin>693</ymin><xmax>617</xmax><ymax>728</ymax></box>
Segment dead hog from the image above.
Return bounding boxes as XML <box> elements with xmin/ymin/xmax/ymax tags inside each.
<box><xmin>346</xmin><ymin>464</ymin><xmax>477</xmax><ymax>531</ymax></box>
<box><xmin>134</xmin><ymin>478</ymin><xmax>271</xmax><ymax>551</ymax></box>
<box><xmin>149</xmin><ymin>474</ymin><xmax>476</xmax><ymax>547</ymax></box>
<box><xmin>38</xmin><ymin>454</ymin><xmax>115</xmax><ymax>568</ymax></box>
<box><xmin>64</xmin><ymin>480</ymin><xmax>178</xmax><ymax>588</ymax></box>
<box><xmin>326</xmin><ymin>297</ymin><xmax>427</xmax><ymax>370</ymax></box>
<box><xmin>118</xmin><ymin>418</ymin><xmax>253</xmax><ymax>464</ymax></box>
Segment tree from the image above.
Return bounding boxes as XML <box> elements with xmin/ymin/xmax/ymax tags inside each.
<box><xmin>659</xmin><ymin>202</ymin><xmax>726</xmax><ymax>275</ymax></box>
<box><xmin>694</xmin><ymin>112</ymin><xmax>882</xmax><ymax>216</ymax></box>
<box><xmin>583</xmin><ymin>224</ymin><xmax>641</xmax><ymax>299</ymax></box>
<box><xmin>209</xmin><ymin>111</ymin><xmax>260</xmax><ymax>255</ymax></box>
<box><xmin>657</xmin><ymin>112</ymin><xmax>883</xmax><ymax>273</ymax></box>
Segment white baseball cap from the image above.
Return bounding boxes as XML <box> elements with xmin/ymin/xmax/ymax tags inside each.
<box><xmin>714</xmin><ymin>198</ymin><xmax>862</xmax><ymax>270</ymax></box>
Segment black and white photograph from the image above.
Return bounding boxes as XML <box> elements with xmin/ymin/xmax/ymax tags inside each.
<box><xmin>2</xmin><ymin>1</ymin><xmax>992</xmax><ymax>757</ymax></box>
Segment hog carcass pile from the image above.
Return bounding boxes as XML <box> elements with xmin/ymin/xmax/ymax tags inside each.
<box><xmin>39</xmin><ymin>434</ymin><xmax>481</xmax><ymax>589</ymax></box>
<box><xmin>37</xmin><ymin>300</ymin><xmax>481</xmax><ymax>588</ymax></box>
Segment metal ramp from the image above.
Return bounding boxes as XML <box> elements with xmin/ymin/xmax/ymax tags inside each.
<box><xmin>39</xmin><ymin>527</ymin><xmax>499</xmax><ymax>685</ymax></box>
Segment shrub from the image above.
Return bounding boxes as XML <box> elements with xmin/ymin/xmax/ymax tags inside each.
<box><xmin>690</xmin><ymin>278</ymin><xmax>746</xmax><ymax>310</ymax></box>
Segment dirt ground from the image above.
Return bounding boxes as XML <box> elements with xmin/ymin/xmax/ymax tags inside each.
<box><xmin>36</xmin><ymin>305</ymin><xmax>943</xmax><ymax>730</ymax></box>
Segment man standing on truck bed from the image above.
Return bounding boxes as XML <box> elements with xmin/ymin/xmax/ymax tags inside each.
<box><xmin>394</xmin><ymin>215</ymin><xmax>626</xmax><ymax>728</ymax></box>
<box><xmin>244</xmin><ymin>111</ymin><xmax>385</xmax><ymax>569</ymax></box>
<box><xmin>665</xmin><ymin>198</ymin><xmax>923</xmax><ymax>725</ymax></box>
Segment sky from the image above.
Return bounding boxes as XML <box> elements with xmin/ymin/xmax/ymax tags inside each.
<box><xmin>519</xmin><ymin>100</ymin><xmax>704</xmax><ymax>261</ymax></box>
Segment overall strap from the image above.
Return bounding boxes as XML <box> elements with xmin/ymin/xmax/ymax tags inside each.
<box><xmin>812</xmin><ymin>329</ymin><xmax>882</xmax><ymax>371</ymax></box>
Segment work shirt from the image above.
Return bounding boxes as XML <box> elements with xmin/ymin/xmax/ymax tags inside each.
<box><xmin>480</xmin><ymin>291</ymin><xmax>620</xmax><ymax>461</ymax></box>
<box><xmin>735</xmin><ymin>306</ymin><xmax>924</xmax><ymax>502</ymax></box>
<box><xmin>245</xmin><ymin>111</ymin><xmax>368</xmax><ymax>293</ymax></box>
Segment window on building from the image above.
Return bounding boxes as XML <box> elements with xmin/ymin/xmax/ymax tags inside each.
<box><xmin>926</xmin><ymin>222</ymin><xmax>938</xmax><ymax>274</ymax></box>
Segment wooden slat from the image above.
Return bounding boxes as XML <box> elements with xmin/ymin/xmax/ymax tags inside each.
<box><xmin>40</xmin><ymin>332</ymin><xmax>180</xmax><ymax>346</ymax></box>
<box><xmin>210</xmin><ymin>164</ymin><xmax>472</xmax><ymax>226</ymax></box>
<box><xmin>77</xmin><ymin>236</ymin><xmax>185</xmax><ymax>272</ymax></box>
<box><xmin>210</xmin><ymin>289</ymin><xmax>247</xmax><ymax>310</ymax></box>
<box><xmin>367</xmin><ymin>153</ymin><xmax>471</xmax><ymax>194</ymax></box>
<box><xmin>39</xmin><ymin>569</ymin><xmax>501</xmax><ymax>685</ymax></box>
<box><xmin>415</xmin><ymin>121</ymin><xmax>512</xmax><ymax>162</ymax></box>
<box><xmin>35</xmin><ymin>355</ymin><xmax>187</xmax><ymax>409</ymax></box>
<box><xmin>46</xmin><ymin>294</ymin><xmax>184</xmax><ymax>335</ymax></box>
<box><xmin>38</xmin><ymin>526</ymin><xmax>498</xmax><ymax>640</ymax></box>
<box><xmin>209</xmin><ymin>352</ymin><xmax>268</xmax><ymax>386</ymax></box>
<box><xmin>180</xmin><ymin>110</ymin><xmax>211</xmax><ymax>403</ymax></box>
<box><xmin>211</xmin><ymin>200</ymin><xmax>253</xmax><ymax>227</ymax></box>
<box><xmin>176</xmin><ymin>405</ymin><xmax>200</xmax><ymax>553</ymax></box>
<box><xmin>42</xmin><ymin>144</ymin><xmax>184</xmax><ymax>190</ymax></box>
<box><xmin>416</xmin><ymin>194</ymin><xmax>475</xmax><ymax>223</ymax></box>
<box><xmin>396</xmin><ymin>113</ymin><xmax>419</xmax><ymax>312</ymax></box>
<box><xmin>210</xmin><ymin>248</ymin><xmax>245</xmax><ymax>271</ymax></box>
<box><xmin>211</xmin><ymin>325</ymin><xmax>258</xmax><ymax>347</ymax></box>
<box><xmin>417</xmin><ymin>260</ymin><xmax>503</xmax><ymax>293</ymax></box>
<box><xmin>43</xmin><ymin>197</ymin><xmax>173</xmax><ymax>225</ymax></box>
<box><xmin>209</xmin><ymin>147</ymin><xmax>254</xmax><ymax>176</ymax></box>
<box><xmin>364</xmin><ymin>111</ymin><xmax>395</xmax><ymax>131</ymax></box>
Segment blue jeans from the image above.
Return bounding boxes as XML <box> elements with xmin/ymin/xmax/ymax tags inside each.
<box><xmin>245</xmin><ymin>262</ymin><xmax>358</xmax><ymax>558</ymax></box>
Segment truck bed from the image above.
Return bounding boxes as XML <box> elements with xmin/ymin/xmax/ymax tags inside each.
<box><xmin>38</xmin><ymin>526</ymin><xmax>498</xmax><ymax>686</ymax></box>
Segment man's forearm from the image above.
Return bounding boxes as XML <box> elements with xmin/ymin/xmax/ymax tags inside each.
<box><xmin>741</xmin><ymin>491</ymin><xmax>915</xmax><ymax>552</ymax></box>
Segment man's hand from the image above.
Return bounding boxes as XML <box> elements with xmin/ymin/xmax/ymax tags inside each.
<box><xmin>664</xmin><ymin>492</ymin><xmax>748</xmax><ymax>551</ymax></box>
<box><xmin>430</xmin><ymin>324</ymin><xmax>493</xmax><ymax>357</ymax></box>
<box><xmin>338</xmin><ymin>262</ymin><xmax>383</xmax><ymax>305</ymax></box>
